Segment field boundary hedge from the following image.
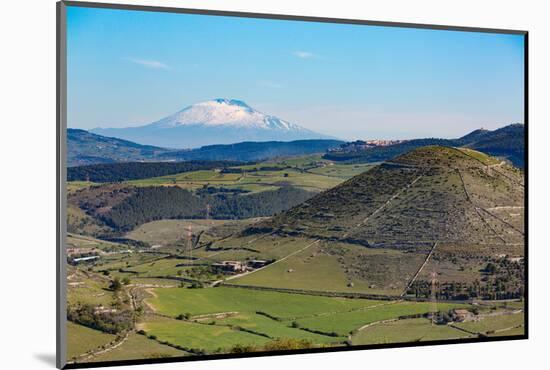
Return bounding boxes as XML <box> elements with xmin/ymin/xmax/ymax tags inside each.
<box><xmin>221</xmin><ymin>283</ymin><xmax>472</xmax><ymax>304</ymax></box>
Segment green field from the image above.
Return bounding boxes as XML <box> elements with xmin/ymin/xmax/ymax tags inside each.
<box><xmin>126</xmin><ymin>168</ymin><xmax>341</xmax><ymax>193</ymax></box>
<box><xmin>89</xmin><ymin>333</ymin><xmax>188</xmax><ymax>362</ymax></box>
<box><xmin>127</xmin><ymin>258</ymin><xmax>191</xmax><ymax>276</ymax></box>
<box><xmin>125</xmin><ymin>218</ymin><xmax>265</xmax><ymax>251</ymax></box>
<box><xmin>127</xmin><ymin>277</ymin><xmax>180</xmax><ymax>287</ymax></box>
<box><xmin>146</xmin><ymin>287</ymin><xmax>382</xmax><ymax>319</ymax></box>
<box><xmin>227</xmin><ymin>239</ymin><xmax>425</xmax><ymax>295</ymax></box>
<box><xmin>351</xmin><ymin>318</ymin><xmax>472</xmax><ymax>345</ymax></box>
<box><xmin>67</xmin><ymin>268</ymin><xmax>115</xmax><ymax>307</ymax></box>
<box><xmin>233</xmin><ymin>253</ymin><xmax>353</xmax><ymax>290</ymax></box>
<box><xmin>198</xmin><ymin>236</ymin><xmax>321</xmax><ymax>263</ymax></box>
<box><xmin>120</xmin><ymin>258</ymin><xmax>219</xmax><ymax>282</ymax></box>
<box><xmin>454</xmin><ymin>312</ymin><xmax>524</xmax><ymax>335</ymax></box>
<box><xmin>489</xmin><ymin>326</ymin><xmax>525</xmax><ymax>337</ymax></box>
<box><xmin>67</xmin><ymin>233</ymin><xmax>126</xmax><ymax>252</ymax></box>
<box><xmin>123</xmin><ymin>156</ymin><xmax>373</xmax><ymax>194</ymax></box>
<box><xmin>295</xmin><ymin>301</ymin><xmax>469</xmax><ymax>336</ymax></box>
<box><xmin>93</xmin><ymin>252</ymin><xmax>167</xmax><ymax>272</ymax></box>
<box><xmin>67</xmin><ymin>181</ymin><xmax>97</xmax><ymax>192</ymax></box>
<box><xmin>126</xmin><ymin>219</ymin><xmax>236</xmax><ymax>246</ymax></box>
<box><xmin>229</xmin><ymin>244</ymin><xmax>366</xmax><ymax>292</ymax></box>
<box><xmin>142</xmin><ymin>317</ymin><xmax>271</xmax><ymax>353</ymax></box>
<box><xmin>67</xmin><ymin>322</ymin><xmax>116</xmax><ymax>360</ymax></box>
<box><xmin>217</xmin><ymin>313</ymin><xmax>346</xmax><ymax>344</ymax></box>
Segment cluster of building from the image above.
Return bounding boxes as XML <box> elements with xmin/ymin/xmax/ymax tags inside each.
<box><xmin>452</xmin><ymin>309</ymin><xmax>474</xmax><ymax>322</ymax></box>
<box><xmin>67</xmin><ymin>246</ymin><xmax>135</xmax><ymax>265</ymax></box>
<box><xmin>66</xmin><ymin>247</ymin><xmax>95</xmax><ymax>257</ymax></box>
<box><xmin>67</xmin><ymin>255</ymin><xmax>100</xmax><ymax>265</ymax></box>
<box><xmin>212</xmin><ymin>260</ymin><xmax>269</xmax><ymax>273</ymax></box>
<box><xmin>328</xmin><ymin>139</ymin><xmax>405</xmax><ymax>153</ymax></box>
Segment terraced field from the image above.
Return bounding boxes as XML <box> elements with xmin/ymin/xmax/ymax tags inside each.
<box><xmin>351</xmin><ymin>318</ymin><xmax>472</xmax><ymax>345</ymax></box>
<box><xmin>293</xmin><ymin>301</ymin><xmax>468</xmax><ymax>336</ymax></box>
<box><xmin>89</xmin><ymin>333</ymin><xmax>188</xmax><ymax>362</ymax></box>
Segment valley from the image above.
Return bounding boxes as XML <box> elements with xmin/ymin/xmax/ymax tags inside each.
<box><xmin>66</xmin><ymin>145</ymin><xmax>525</xmax><ymax>364</ymax></box>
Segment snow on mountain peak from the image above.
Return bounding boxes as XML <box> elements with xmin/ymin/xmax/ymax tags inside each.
<box><xmin>150</xmin><ymin>99</ymin><xmax>303</xmax><ymax>131</ymax></box>
<box><xmin>211</xmin><ymin>98</ymin><xmax>252</xmax><ymax>108</ymax></box>
<box><xmin>91</xmin><ymin>98</ymin><xmax>334</xmax><ymax>148</ymax></box>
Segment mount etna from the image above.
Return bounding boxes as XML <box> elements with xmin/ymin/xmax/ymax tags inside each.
<box><xmin>91</xmin><ymin>99</ymin><xmax>333</xmax><ymax>148</ymax></box>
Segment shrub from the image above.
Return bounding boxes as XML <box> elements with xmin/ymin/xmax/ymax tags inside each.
<box><xmin>109</xmin><ymin>278</ymin><xmax>122</xmax><ymax>291</ymax></box>
<box><xmin>263</xmin><ymin>338</ymin><xmax>314</xmax><ymax>351</ymax></box>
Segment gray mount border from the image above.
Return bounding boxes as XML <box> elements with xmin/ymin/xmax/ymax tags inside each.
<box><xmin>57</xmin><ymin>2</ymin><xmax>67</xmax><ymax>369</ymax></box>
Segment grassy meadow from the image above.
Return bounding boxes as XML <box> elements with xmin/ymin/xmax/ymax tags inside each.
<box><xmin>351</xmin><ymin>318</ymin><xmax>472</xmax><ymax>345</ymax></box>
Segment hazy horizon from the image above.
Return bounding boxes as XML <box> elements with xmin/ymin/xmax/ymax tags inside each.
<box><xmin>67</xmin><ymin>6</ymin><xmax>525</xmax><ymax>141</ymax></box>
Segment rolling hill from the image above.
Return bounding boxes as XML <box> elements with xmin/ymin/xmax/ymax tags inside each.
<box><xmin>68</xmin><ymin>129</ymin><xmax>343</xmax><ymax>166</ymax></box>
<box><xmin>68</xmin><ymin>184</ymin><xmax>316</xmax><ymax>234</ymax></box>
<box><xmin>324</xmin><ymin>124</ymin><xmax>525</xmax><ymax>168</ymax></box>
<box><xmin>464</xmin><ymin>124</ymin><xmax>525</xmax><ymax>167</ymax></box>
<box><xmin>248</xmin><ymin>146</ymin><xmax>524</xmax><ymax>251</ymax></box>
<box><xmin>156</xmin><ymin>139</ymin><xmax>344</xmax><ymax>162</ymax></box>
<box><xmin>67</xmin><ymin>161</ymin><xmax>245</xmax><ymax>182</ymax></box>
<box><xmin>196</xmin><ymin>146</ymin><xmax>524</xmax><ymax>299</ymax></box>
<box><xmin>69</xmin><ymin>124</ymin><xmax>523</xmax><ymax>167</ymax></box>
<box><xmin>67</xmin><ymin>129</ymin><xmax>173</xmax><ymax>167</ymax></box>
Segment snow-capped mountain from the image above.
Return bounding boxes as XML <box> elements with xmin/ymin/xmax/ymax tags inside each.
<box><xmin>151</xmin><ymin>99</ymin><xmax>300</xmax><ymax>130</ymax></box>
<box><xmin>91</xmin><ymin>99</ymin><xmax>332</xmax><ymax>148</ymax></box>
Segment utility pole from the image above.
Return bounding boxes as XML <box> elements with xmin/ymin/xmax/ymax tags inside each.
<box><xmin>187</xmin><ymin>225</ymin><xmax>193</xmax><ymax>264</ymax></box>
<box><xmin>430</xmin><ymin>271</ymin><xmax>438</xmax><ymax>326</ymax></box>
<box><xmin>206</xmin><ymin>203</ymin><xmax>212</xmax><ymax>226</ymax></box>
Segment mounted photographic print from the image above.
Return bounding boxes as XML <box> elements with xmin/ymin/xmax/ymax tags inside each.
<box><xmin>57</xmin><ymin>1</ymin><xmax>527</xmax><ymax>368</ymax></box>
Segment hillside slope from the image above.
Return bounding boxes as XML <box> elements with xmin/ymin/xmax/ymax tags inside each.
<box><xmin>68</xmin><ymin>129</ymin><xmax>342</xmax><ymax>166</ymax></box>
<box><xmin>67</xmin><ymin>129</ymin><xmax>172</xmax><ymax>167</ymax></box>
<box><xmin>465</xmin><ymin>124</ymin><xmax>524</xmax><ymax>167</ymax></box>
<box><xmin>68</xmin><ymin>184</ymin><xmax>316</xmax><ymax>234</ymax></box>
<box><xmin>157</xmin><ymin>139</ymin><xmax>344</xmax><ymax>162</ymax></box>
<box><xmin>324</xmin><ymin>124</ymin><xmax>525</xmax><ymax>168</ymax></box>
<box><xmin>249</xmin><ymin>146</ymin><xmax>524</xmax><ymax>251</ymax></box>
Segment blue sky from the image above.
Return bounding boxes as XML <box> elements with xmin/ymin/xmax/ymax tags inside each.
<box><xmin>67</xmin><ymin>6</ymin><xmax>525</xmax><ymax>140</ymax></box>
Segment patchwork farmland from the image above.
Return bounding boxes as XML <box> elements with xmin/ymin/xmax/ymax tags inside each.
<box><xmin>66</xmin><ymin>147</ymin><xmax>525</xmax><ymax>364</ymax></box>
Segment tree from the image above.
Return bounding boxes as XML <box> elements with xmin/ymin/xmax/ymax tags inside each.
<box><xmin>485</xmin><ymin>262</ymin><xmax>497</xmax><ymax>274</ymax></box>
<box><xmin>176</xmin><ymin>312</ymin><xmax>191</xmax><ymax>320</ymax></box>
<box><xmin>110</xmin><ymin>277</ymin><xmax>122</xmax><ymax>291</ymax></box>
<box><xmin>121</xmin><ymin>277</ymin><xmax>131</xmax><ymax>285</ymax></box>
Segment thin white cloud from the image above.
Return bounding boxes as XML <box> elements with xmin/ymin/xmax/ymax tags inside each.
<box><xmin>127</xmin><ymin>58</ymin><xmax>170</xmax><ymax>70</ymax></box>
<box><xmin>292</xmin><ymin>51</ymin><xmax>316</xmax><ymax>59</ymax></box>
